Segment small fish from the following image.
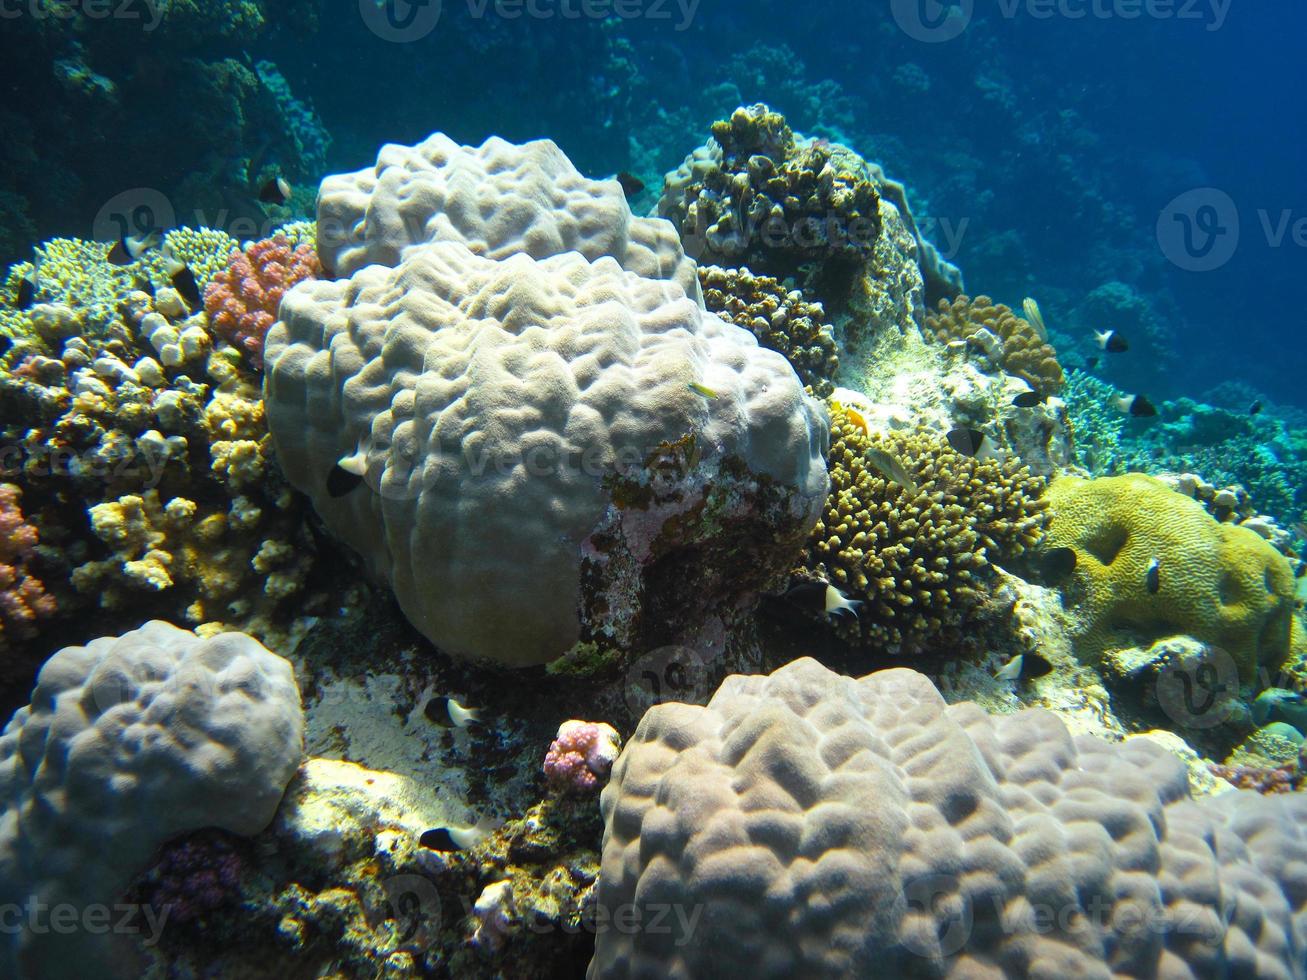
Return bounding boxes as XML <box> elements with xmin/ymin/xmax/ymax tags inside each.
<box><xmin>864</xmin><ymin>445</ymin><xmax>919</xmax><ymax>496</ymax></box>
<box><xmin>615</xmin><ymin>171</ymin><xmax>645</xmax><ymax>198</ymax></box>
<box><xmin>843</xmin><ymin>404</ymin><xmax>870</xmax><ymax>436</ymax></box>
<box><xmin>1114</xmin><ymin>394</ymin><xmax>1157</xmax><ymax>418</ymax></box>
<box><xmin>13</xmin><ymin>272</ymin><xmax>35</xmax><ymax>311</ymax></box>
<box><xmin>946</xmin><ymin>427</ymin><xmax>986</xmax><ymax>457</ymax></box>
<box><xmin>1022</xmin><ymin>297</ymin><xmax>1048</xmax><ymax>342</ymax></box>
<box><xmin>1145</xmin><ymin>557</ymin><xmax>1161</xmax><ymax>594</ymax></box>
<box><xmin>259</xmin><ymin>175</ymin><xmax>292</xmax><ymax>206</ymax></box>
<box><xmin>1249</xmin><ymin>400</ymin><xmax>1263</xmax><ymax>416</ymax></box>
<box><xmin>1037</xmin><ymin>546</ymin><xmax>1077</xmax><ymax>581</ymax></box>
<box><xmin>424</xmin><ymin>695</ymin><xmax>483</xmax><ymax>729</ymax></box>
<box><xmin>106</xmin><ymin>230</ymin><xmax>161</xmax><ymax>266</ymax></box>
<box><xmin>782</xmin><ymin>581</ymin><xmax>862</xmax><ymax>620</ymax></box>
<box><xmin>418</xmin><ymin>815</ymin><xmax>500</xmax><ymax>852</ymax></box>
<box><xmin>1094</xmin><ymin>330</ymin><xmax>1129</xmax><ymax>354</ymax></box>
<box><xmin>994</xmin><ymin>651</ymin><xmax>1054</xmax><ymax>682</ymax></box>
<box><xmin>687</xmin><ymin>381</ymin><xmax>719</xmax><ymax>400</ymax></box>
<box><xmin>1011</xmin><ymin>390</ymin><xmax>1045</xmax><ymax>409</ymax></box>
<box><xmin>169</xmin><ymin>264</ymin><xmax>202</xmax><ymax>311</ymax></box>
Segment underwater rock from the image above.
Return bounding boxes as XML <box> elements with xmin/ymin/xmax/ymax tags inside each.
<box><xmin>266</xmin><ymin>135</ymin><xmax>829</xmax><ymax>668</ymax></box>
<box><xmin>0</xmin><ymin>621</ymin><xmax>304</xmax><ymax>980</ymax></box>
<box><xmin>592</xmin><ymin>656</ymin><xmax>1307</xmax><ymax>979</ymax></box>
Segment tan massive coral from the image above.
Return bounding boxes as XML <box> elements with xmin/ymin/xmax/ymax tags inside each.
<box><xmin>265</xmin><ymin>240</ymin><xmax>828</xmax><ymax>667</ymax></box>
<box><xmin>591</xmin><ymin>657</ymin><xmax>1307</xmax><ymax>978</ymax></box>
<box><xmin>315</xmin><ymin>132</ymin><xmax>698</xmax><ymax>296</ymax></box>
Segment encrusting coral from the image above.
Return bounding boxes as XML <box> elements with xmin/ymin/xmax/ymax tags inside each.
<box><xmin>204</xmin><ymin>232</ymin><xmax>322</xmax><ymax>369</ymax></box>
<box><xmin>799</xmin><ymin>401</ymin><xmax>1048</xmax><ymax>654</ymax></box>
<box><xmin>1046</xmin><ymin>473</ymin><xmax>1305</xmax><ymax>682</ymax></box>
<box><xmin>929</xmin><ymin>293</ymin><xmax>1065</xmax><ymax>398</ymax></box>
<box><xmin>699</xmin><ymin>265</ymin><xmax>838</xmax><ymax>396</ymax></box>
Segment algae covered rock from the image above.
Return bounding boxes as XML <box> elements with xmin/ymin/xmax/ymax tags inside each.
<box><xmin>1047</xmin><ymin>473</ymin><xmax>1304</xmax><ymax>681</ymax></box>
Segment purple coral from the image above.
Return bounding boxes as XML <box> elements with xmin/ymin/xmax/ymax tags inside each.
<box><xmin>138</xmin><ymin>831</ymin><xmax>245</xmax><ymax>925</ymax></box>
<box><xmin>543</xmin><ymin>720</ymin><xmax>621</xmax><ymax>794</ymax></box>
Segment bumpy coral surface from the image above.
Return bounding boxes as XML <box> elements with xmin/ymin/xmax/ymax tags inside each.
<box><xmin>0</xmin><ymin>484</ymin><xmax>54</xmax><ymax>652</ymax></box>
<box><xmin>543</xmin><ymin>720</ymin><xmax>622</xmax><ymax>794</ymax></box>
<box><xmin>929</xmin><ymin>294</ymin><xmax>1066</xmax><ymax>398</ymax></box>
<box><xmin>266</xmin><ymin>239</ymin><xmax>828</xmax><ymax>667</ymax></box>
<box><xmin>658</xmin><ymin>104</ymin><xmax>881</xmax><ymax>278</ymax></box>
<box><xmin>1047</xmin><ymin>474</ymin><xmax>1305</xmax><ymax>681</ymax></box>
<box><xmin>0</xmin><ymin>621</ymin><xmax>303</xmax><ymax>979</ymax></box>
<box><xmin>592</xmin><ymin>656</ymin><xmax>1307</xmax><ymax>979</ymax></box>
<box><xmin>700</xmin><ymin>265</ymin><xmax>838</xmax><ymax>396</ymax></box>
<box><xmin>315</xmin><ymin>131</ymin><xmax>698</xmax><ymax>295</ymax></box>
<box><xmin>801</xmin><ymin>402</ymin><xmax>1048</xmax><ymax>654</ymax></box>
<box><xmin>204</xmin><ymin>233</ymin><xmax>321</xmax><ymax>369</ymax></box>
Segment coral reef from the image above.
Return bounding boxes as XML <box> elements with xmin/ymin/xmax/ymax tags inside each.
<box><xmin>266</xmin><ymin>133</ymin><xmax>828</xmax><ymax>668</ymax></box>
<box><xmin>130</xmin><ymin>831</ymin><xmax>247</xmax><ymax>926</ymax></box>
<box><xmin>592</xmin><ymin>656</ymin><xmax>1307</xmax><ymax>979</ymax></box>
<box><xmin>928</xmin><ymin>294</ymin><xmax>1066</xmax><ymax>398</ymax></box>
<box><xmin>0</xmin><ymin>484</ymin><xmax>55</xmax><ymax>657</ymax></box>
<box><xmin>204</xmin><ymin>233</ymin><xmax>322</xmax><ymax>369</ymax></box>
<box><xmin>799</xmin><ymin>402</ymin><xmax>1048</xmax><ymax>654</ymax></box>
<box><xmin>0</xmin><ymin>621</ymin><xmax>303</xmax><ymax>979</ymax></box>
<box><xmin>1047</xmin><ymin>474</ymin><xmax>1305</xmax><ymax>682</ymax></box>
<box><xmin>543</xmin><ymin>721</ymin><xmax>622</xmax><ymax>795</ymax></box>
<box><xmin>699</xmin><ymin>265</ymin><xmax>838</xmax><ymax>396</ymax></box>
<box><xmin>659</xmin><ymin>103</ymin><xmax>881</xmax><ymax>274</ymax></box>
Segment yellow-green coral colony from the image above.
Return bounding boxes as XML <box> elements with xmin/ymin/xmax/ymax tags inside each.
<box><xmin>1047</xmin><ymin>474</ymin><xmax>1305</xmax><ymax>683</ymax></box>
<box><xmin>800</xmin><ymin>401</ymin><xmax>1049</xmax><ymax>654</ymax></box>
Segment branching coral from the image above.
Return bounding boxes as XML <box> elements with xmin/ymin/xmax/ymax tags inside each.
<box><xmin>204</xmin><ymin>233</ymin><xmax>321</xmax><ymax>369</ymax></box>
<box><xmin>543</xmin><ymin>721</ymin><xmax>621</xmax><ymax>795</ymax></box>
<box><xmin>699</xmin><ymin>265</ymin><xmax>838</xmax><ymax>396</ymax></box>
<box><xmin>0</xmin><ymin>484</ymin><xmax>55</xmax><ymax>652</ymax></box>
<box><xmin>799</xmin><ymin>402</ymin><xmax>1048</xmax><ymax>654</ymax></box>
<box><xmin>929</xmin><ymin>294</ymin><xmax>1065</xmax><ymax>397</ymax></box>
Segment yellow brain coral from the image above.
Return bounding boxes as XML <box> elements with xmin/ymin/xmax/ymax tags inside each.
<box><xmin>1047</xmin><ymin>474</ymin><xmax>1305</xmax><ymax>681</ymax></box>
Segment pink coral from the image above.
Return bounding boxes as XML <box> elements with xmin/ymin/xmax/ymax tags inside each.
<box><xmin>0</xmin><ymin>484</ymin><xmax>55</xmax><ymax>647</ymax></box>
<box><xmin>543</xmin><ymin>720</ymin><xmax>621</xmax><ymax>794</ymax></box>
<box><xmin>203</xmin><ymin>233</ymin><xmax>321</xmax><ymax>369</ymax></box>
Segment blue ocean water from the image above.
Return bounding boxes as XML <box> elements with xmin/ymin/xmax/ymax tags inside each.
<box><xmin>3</xmin><ymin>3</ymin><xmax>1307</xmax><ymax>977</ymax></box>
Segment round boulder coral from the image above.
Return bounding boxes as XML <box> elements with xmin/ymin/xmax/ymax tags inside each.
<box><xmin>1046</xmin><ymin>473</ymin><xmax>1305</xmax><ymax>681</ymax></box>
